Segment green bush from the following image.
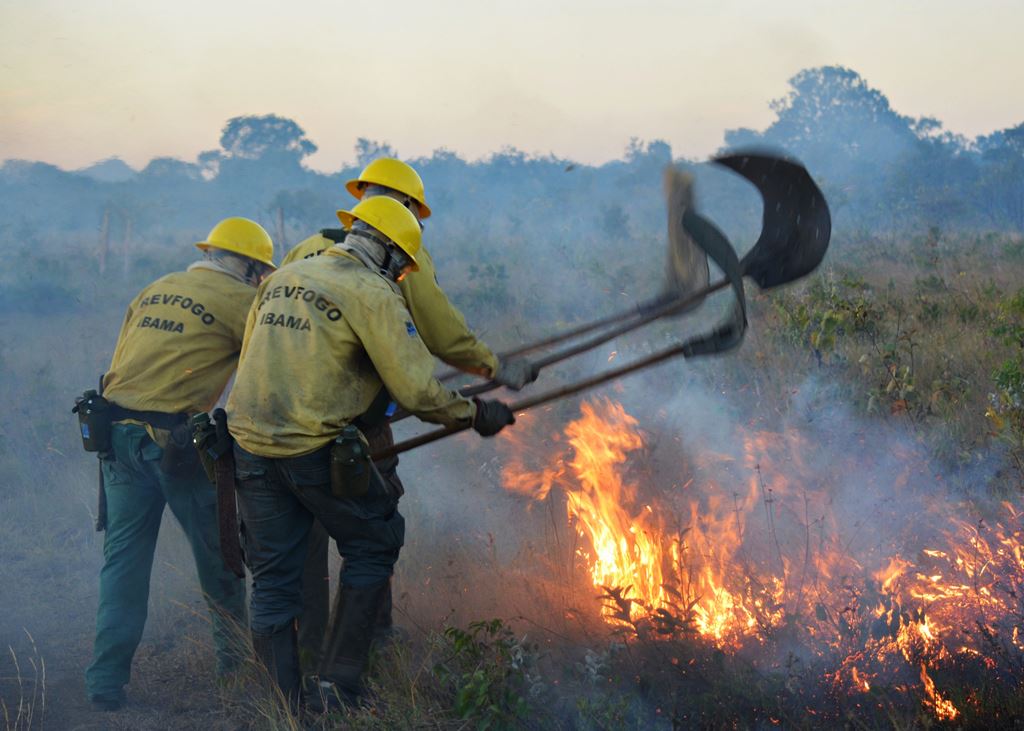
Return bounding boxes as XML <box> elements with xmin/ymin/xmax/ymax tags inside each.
<box><xmin>433</xmin><ymin>619</ymin><xmax>538</xmax><ymax>730</ymax></box>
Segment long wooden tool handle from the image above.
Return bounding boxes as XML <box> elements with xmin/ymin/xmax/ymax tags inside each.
<box><xmin>452</xmin><ymin>277</ymin><xmax>730</xmax><ymax>399</ymax></box>
<box><xmin>438</xmin><ymin>294</ymin><xmax>667</xmax><ymax>383</ymax></box>
<box><xmin>372</xmin><ymin>338</ymin><xmax>693</xmax><ymax>461</ymax></box>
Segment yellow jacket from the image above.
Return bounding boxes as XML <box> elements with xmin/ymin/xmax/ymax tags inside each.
<box><xmin>102</xmin><ymin>267</ymin><xmax>255</xmax><ymax>414</ymax></box>
<box><xmin>227</xmin><ymin>249</ymin><xmax>475</xmax><ymax>458</ymax></box>
<box><xmin>283</xmin><ymin>232</ymin><xmax>498</xmax><ymax>376</ymax></box>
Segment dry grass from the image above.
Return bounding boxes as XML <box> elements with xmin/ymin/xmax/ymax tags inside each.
<box><xmin>2</xmin><ymin>231</ymin><xmax>1023</xmax><ymax>728</ymax></box>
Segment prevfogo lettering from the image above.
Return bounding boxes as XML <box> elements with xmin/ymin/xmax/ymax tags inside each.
<box><xmin>138</xmin><ymin>292</ymin><xmax>216</xmax><ymax>326</ymax></box>
<box><xmin>258</xmin><ymin>283</ymin><xmax>342</xmax><ymax>321</ymax></box>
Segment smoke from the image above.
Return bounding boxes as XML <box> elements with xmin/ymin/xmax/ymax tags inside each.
<box><xmin>1</xmin><ymin>118</ymin><xmax>1020</xmax><ymax>725</ymax></box>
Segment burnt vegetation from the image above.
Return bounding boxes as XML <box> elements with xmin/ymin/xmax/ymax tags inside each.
<box><xmin>2</xmin><ymin>66</ymin><xmax>1024</xmax><ymax>729</ymax></box>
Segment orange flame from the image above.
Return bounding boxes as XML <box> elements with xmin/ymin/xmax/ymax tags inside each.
<box><xmin>920</xmin><ymin>664</ymin><xmax>959</xmax><ymax>721</ymax></box>
<box><xmin>501</xmin><ymin>398</ymin><xmax>1022</xmax><ymax>721</ymax></box>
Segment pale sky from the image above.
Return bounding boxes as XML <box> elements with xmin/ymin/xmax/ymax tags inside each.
<box><xmin>0</xmin><ymin>0</ymin><xmax>1021</xmax><ymax>172</ymax></box>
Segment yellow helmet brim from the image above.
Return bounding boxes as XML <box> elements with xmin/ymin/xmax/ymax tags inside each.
<box><xmin>336</xmin><ymin>208</ymin><xmax>420</xmax><ymax>272</ymax></box>
<box><xmin>344</xmin><ymin>178</ymin><xmax>433</xmax><ymax>219</ymax></box>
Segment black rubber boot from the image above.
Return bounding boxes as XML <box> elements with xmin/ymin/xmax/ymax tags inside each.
<box><xmin>252</xmin><ymin>624</ymin><xmax>301</xmax><ymax>712</ymax></box>
<box><xmin>373</xmin><ymin>578</ymin><xmax>393</xmax><ymax>641</ymax></box>
<box><xmin>316</xmin><ymin>578</ymin><xmax>390</xmax><ymax>706</ymax></box>
<box><xmin>370</xmin><ymin>577</ymin><xmax>410</xmax><ymax>650</ymax></box>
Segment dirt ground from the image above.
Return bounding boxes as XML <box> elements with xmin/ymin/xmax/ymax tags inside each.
<box><xmin>1</xmin><ymin>508</ymin><xmax>240</xmax><ymax>731</ymax></box>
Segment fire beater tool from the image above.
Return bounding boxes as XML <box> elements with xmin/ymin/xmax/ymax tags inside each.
<box><xmin>387</xmin><ymin>166</ymin><xmax>708</xmax><ymax>421</ymax></box>
<box><xmin>436</xmin><ymin>166</ymin><xmax>708</xmax><ymax>384</ymax></box>
<box><xmin>413</xmin><ymin>151</ymin><xmax>829</xmax><ymax>404</ymax></box>
<box><xmin>374</xmin><ymin>152</ymin><xmax>830</xmax><ymax>460</ymax></box>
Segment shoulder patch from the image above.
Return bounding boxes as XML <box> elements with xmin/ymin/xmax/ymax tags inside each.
<box><xmin>405</xmin><ymin>321</ymin><xmax>417</xmax><ymax>337</ymax></box>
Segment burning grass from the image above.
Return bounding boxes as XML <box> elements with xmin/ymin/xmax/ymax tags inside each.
<box><xmin>498</xmin><ymin>397</ymin><xmax>1024</xmax><ymax>726</ymax></box>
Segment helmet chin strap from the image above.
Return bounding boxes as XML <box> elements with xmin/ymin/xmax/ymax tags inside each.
<box><xmin>346</xmin><ymin>224</ymin><xmax>410</xmax><ymax>282</ymax></box>
<box><xmin>379</xmin><ymin>244</ymin><xmax>412</xmax><ymax>281</ymax></box>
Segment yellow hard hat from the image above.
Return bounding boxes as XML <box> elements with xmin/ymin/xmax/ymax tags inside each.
<box><xmin>195</xmin><ymin>217</ymin><xmax>276</xmax><ymax>269</ymax></box>
<box><xmin>337</xmin><ymin>197</ymin><xmax>421</xmax><ymax>271</ymax></box>
<box><xmin>345</xmin><ymin>158</ymin><xmax>433</xmax><ymax>219</ymax></box>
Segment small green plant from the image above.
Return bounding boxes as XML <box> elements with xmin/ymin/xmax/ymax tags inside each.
<box><xmin>988</xmin><ymin>359</ymin><xmax>1024</xmax><ymax>477</ymax></box>
<box><xmin>434</xmin><ymin>619</ymin><xmax>536</xmax><ymax>730</ymax></box>
<box><xmin>574</xmin><ymin>693</ymin><xmax>632</xmax><ymax>730</ymax></box>
<box><xmin>1002</xmin><ymin>239</ymin><xmax>1024</xmax><ymax>262</ymax></box>
<box><xmin>772</xmin><ymin>270</ymin><xmax>881</xmax><ymax>362</ymax></box>
<box><xmin>986</xmin><ymin>289</ymin><xmax>1024</xmax><ymax>478</ymax></box>
<box><xmin>992</xmin><ymin>288</ymin><xmax>1024</xmax><ymax>350</ymax></box>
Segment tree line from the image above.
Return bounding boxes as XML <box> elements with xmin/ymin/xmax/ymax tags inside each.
<box><xmin>0</xmin><ymin>65</ymin><xmax>1020</xmax><ymax>317</ymax></box>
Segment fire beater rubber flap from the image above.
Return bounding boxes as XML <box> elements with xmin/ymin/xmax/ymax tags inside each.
<box><xmin>713</xmin><ymin>150</ymin><xmax>831</xmax><ymax>290</ymax></box>
<box><xmin>679</xmin><ymin>210</ymin><xmax>747</xmax><ymax>357</ymax></box>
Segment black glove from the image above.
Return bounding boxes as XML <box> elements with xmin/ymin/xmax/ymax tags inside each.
<box><xmin>472</xmin><ymin>398</ymin><xmax>515</xmax><ymax>437</ymax></box>
<box><xmin>493</xmin><ymin>357</ymin><xmax>539</xmax><ymax>391</ymax></box>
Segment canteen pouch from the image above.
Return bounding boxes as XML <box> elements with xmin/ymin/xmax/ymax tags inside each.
<box><xmin>72</xmin><ymin>390</ymin><xmax>112</xmax><ymax>453</ymax></box>
<box><xmin>329</xmin><ymin>425</ymin><xmax>371</xmax><ymax>499</ymax></box>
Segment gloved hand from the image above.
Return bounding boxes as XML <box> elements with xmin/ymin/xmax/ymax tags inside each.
<box><xmin>493</xmin><ymin>357</ymin><xmax>539</xmax><ymax>391</ymax></box>
<box><xmin>472</xmin><ymin>398</ymin><xmax>515</xmax><ymax>437</ymax></box>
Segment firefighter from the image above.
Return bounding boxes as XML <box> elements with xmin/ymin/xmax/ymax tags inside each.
<box><xmin>280</xmin><ymin>158</ymin><xmax>536</xmax><ymax>671</ymax></box>
<box><xmin>84</xmin><ymin>217</ymin><xmax>276</xmax><ymax>711</ymax></box>
<box><xmin>226</xmin><ymin>196</ymin><xmax>515</xmax><ymax>708</ymax></box>
<box><xmin>282</xmin><ymin>158</ymin><xmax>531</xmax><ymax>384</ymax></box>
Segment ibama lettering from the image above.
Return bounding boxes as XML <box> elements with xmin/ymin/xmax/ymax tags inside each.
<box><xmin>138</xmin><ymin>316</ymin><xmax>184</xmax><ymax>333</ymax></box>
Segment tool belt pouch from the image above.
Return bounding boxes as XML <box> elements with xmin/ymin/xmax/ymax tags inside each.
<box><xmin>191</xmin><ymin>412</ymin><xmax>218</xmax><ymax>484</ymax></box>
<box><xmin>192</xmin><ymin>409</ymin><xmax>234</xmax><ymax>484</ymax></box>
<box><xmin>329</xmin><ymin>425</ymin><xmax>371</xmax><ymax>499</ymax></box>
<box><xmin>73</xmin><ymin>390</ymin><xmax>112</xmax><ymax>453</ymax></box>
<box><xmin>160</xmin><ymin>421</ymin><xmax>204</xmax><ymax>478</ymax></box>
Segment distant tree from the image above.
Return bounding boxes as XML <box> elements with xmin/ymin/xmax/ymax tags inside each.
<box><xmin>724</xmin><ymin>66</ymin><xmax>918</xmax><ymax>174</ymax></box>
<box><xmin>413</xmin><ymin>148</ymin><xmax>468</xmax><ymax>214</ymax></box>
<box><xmin>354</xmin><ymin>138</ymin><xmax>398</xmax><ymax>166</ymax></box>
<box><xmin>624</xmin><ymin>138</ymin><xmax>672</xmax><ymax>165</ymax></box>
<box><xmin>77</xmin><ymin>157</ymin><xmax>137</xmax><ymax>183</ymax></box>
<box><xmin>725</xmin><ymin>66</ymin><xmax>916</xmax><ymax>159</ymax></box>
<box><xmin>421</xmin><ymin>147</ymin><xmax>463</xmax><ymax>165</ymax></box>
<box><xmin>218</xmin><ymin>115</ymin><xmax>317</xmax><ymax>161</ymax></box>
<box><xmin>723</xmin><ymin>66</ymin><xmax>930</xmax><ymax>230</ymax></box>
<box><xmin>139</xmin><ymin>157</ymin><xmax>201</xmax><ymax>180</ymax></box>
<box><xmin>268</xmin><ymin>188</ymin><xmax>336</xmax><ymax>254</ymax></box>
<box><xmin>976</xmin><ymin>122</ymin><xmax>1024</xmax><ymax>232</ymax></box>
<box><xmin>197</xmin><ymin>149</ymin><xmax>222</xmax><ymax>180</ymax></box>
<box><xmin>888</xmin><ymin>133</ymin><xmax>981</xmax><ymax>231</ymax></box>
<box><xmin>617</xmin><ymin>138</ymin><xmax>672</xmax><ymax>197</ymax></box>
<box><xmin>204</xmin><ymin>115</ymin><xmax>321</xmax><ymax>207</ymax></box>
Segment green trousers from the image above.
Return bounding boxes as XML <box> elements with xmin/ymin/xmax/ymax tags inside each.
<box><xmin>85</xmin><ymin>423</ymin><xmax>246</xmax><ymax>698</ymax></box>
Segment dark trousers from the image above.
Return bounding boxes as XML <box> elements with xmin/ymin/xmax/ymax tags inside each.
<box><xmin>298</xmin><ymin>520</ymin><xmax>332</xmax><ymax>668</ymax></box>
<box><xmin>298</xmin><ymin>424</ymin><xmax>404</xmax><ymax>666</ymax></box>
<box><xmin>86</xmin><ymin>423</ymin><xmax>246</xmax><ymax>697</ymax></box>
<box><xmin>234</xmin><ymin>441</ymin><xmax>404</xmax><ymax>636</ymax></box>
